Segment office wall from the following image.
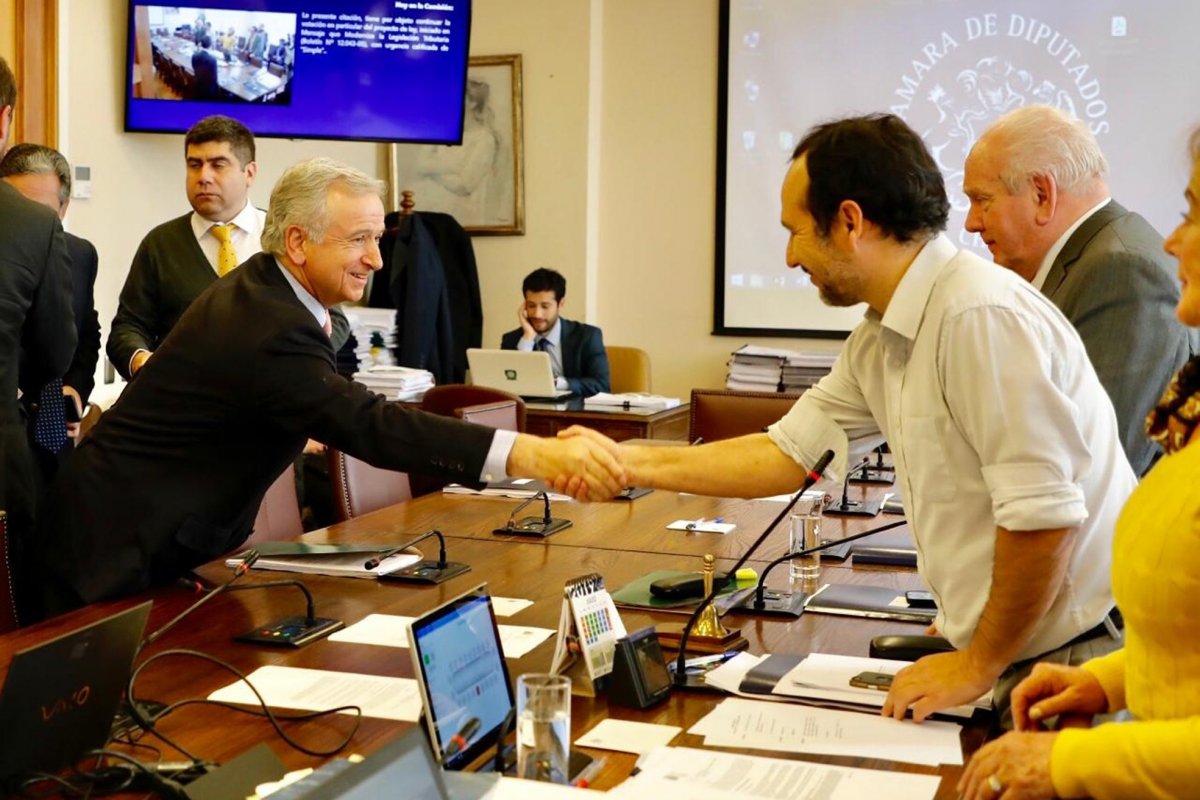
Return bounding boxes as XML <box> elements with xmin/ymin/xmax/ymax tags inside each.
<box><xmin>60</xmin><ymin>0</ymin><xmax>833</xmax><ymax>400</ymax></box>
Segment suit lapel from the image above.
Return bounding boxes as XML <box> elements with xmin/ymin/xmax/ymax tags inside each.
<box><xmin>559</xmin><ymin>318</ymin><xmax>578</xmax><ymax>373</ymax></box>
<box><xmin>1042</xmin><ymin>200</ymin><xmax>1126</xmax><ymax>297</ymax></box>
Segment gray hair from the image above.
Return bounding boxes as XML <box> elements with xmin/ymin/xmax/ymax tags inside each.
<box><xmin>261</xmin><ymin>157</ymin><xmax>385</xmax><ymax>257</ymax></box>
<box><xmin>985</xmin><ymin>105</ymin><xmax>1108</xmax><ymax>195</ymax></box>
<box><xmin>0</xmin><ymin>142</ymin><xmax>71</xmax><ymax>208</ymax></box>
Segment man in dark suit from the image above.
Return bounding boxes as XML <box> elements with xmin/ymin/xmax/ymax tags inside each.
<box><xmin>0</xmin><ymin>58</ymin><xmax>77</xmax><ymax>566</ymax></box>
<box><xmin>965</xmin><ymin>105</ymin><xmax>1198</xmax><ymax>475</ymax></box>
<box><xmin>32</xmin><ymin>158</ymin><xmax>623</xmax><ymax>620</ymax></box>
<box><xmin>0</xmin><ymin>143</ymin><xmax>102</xmax><ymax>460</ymax></box>
<box><xmin>191</xmin><ymin>33</ymin><xmax>220</xmax><ymax>101</ymax></box>
<box><xmin>500</xmin><ymin>268</ymin><xmax>610</xmax><ymax>397</ymax></box>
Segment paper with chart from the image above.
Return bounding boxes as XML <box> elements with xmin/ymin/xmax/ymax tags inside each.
<box><xmin>690</xmin><ymin>697</ymin><xmax>962</xmax><ymax>766</ymax></box>
<box><xmin>607</xmin><ymin>746</ymin><xmax>941</xmax><ymax>800</ymax></box>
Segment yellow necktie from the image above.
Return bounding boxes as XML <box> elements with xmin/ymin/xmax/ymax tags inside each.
<box><xmin>210</xmin><ymin>223</ymin><xmax>238</xmax><ymax>276</ymax></box>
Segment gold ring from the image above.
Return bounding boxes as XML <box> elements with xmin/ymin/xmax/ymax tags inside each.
<box><xmin>987</xmin><ymin>774</ymin><xmax>1003</xmax><ymax>794</ymax></box>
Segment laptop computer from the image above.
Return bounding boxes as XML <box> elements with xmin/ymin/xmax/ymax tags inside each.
<box><xmin>466</xmin><ymin>349</ymin><xmax>571</xmax><ymax>400</ymax></box>
<box><xmin>407</xmin><ymin>584</ymin><xmax>515</xmax><ymax>772</ymax></box>
<box><xmin>0</xmin><ymin>601</ymin><xmax>152</xmax><ymax>780</ymax></box>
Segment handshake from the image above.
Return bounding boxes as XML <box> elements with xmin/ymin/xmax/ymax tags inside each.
<box><xmin>507</xmin><ymin>425</ymin><xmax>634</xmax><ymax>502</ymax></box>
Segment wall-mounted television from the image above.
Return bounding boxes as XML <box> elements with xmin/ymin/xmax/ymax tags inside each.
<box><xmin>125</xmin><ymin>0</ymin><xmax>472</xmax><ymax>143</ymax></box>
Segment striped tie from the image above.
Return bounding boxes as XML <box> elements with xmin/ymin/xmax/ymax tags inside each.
<box><xmin>210</xmin><ymin>223</ymin><xmax>238</xmax><ymax>276</ymax></box>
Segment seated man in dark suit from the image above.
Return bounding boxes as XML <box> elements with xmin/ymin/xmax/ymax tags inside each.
<box><xmin>0</xmin><ymin>143</ymin><xmax>101</xmax><ymax>470</ymax></box>
<box><xmin>31</xmin><ymin>158</ymin><xmax>623</xmax><ymax>621</ymax></box>
<box><xmin>500</xmin><ymin>268</ymin><xmax>610</xmax><ymax>397</ymax></box>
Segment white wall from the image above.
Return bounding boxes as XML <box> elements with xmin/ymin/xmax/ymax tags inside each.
<box><xmin>62</xmin><ymin>0</ymin><xmax>838</xmax><ymax>399</ymax></box>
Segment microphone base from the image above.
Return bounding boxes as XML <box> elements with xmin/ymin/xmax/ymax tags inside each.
<box><xmin>492</xmin><ymin>517</ymin><xmax>573</xmax><ymax>538</ymax></box>
<box><xmin>235</xmin><ymin>616</ymin><xmax>344</xmax><ymax>648</ymax></box>
<box><xmin>379</xmin><ymin>559</ymin><xmax>471</xmax><ymax>584</ymax></box>
<box><xmin>825</xmin><ymin>499</ymin><xmax>882</xmax><ymax>517</ymax></box>
<box><xmin>850</xmin><ymin>468</ymin><xmax>895</xmax><ymax>485</ymax></box>
<box><xmin>730</xmin><ymin>587</ymin><xmax>810</xmax><ymax>618</ymax></box>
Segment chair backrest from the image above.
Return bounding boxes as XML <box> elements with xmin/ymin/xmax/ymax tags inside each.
<box><xmin>0</xmin><ymin>511</ymin><xmax>18</xmax><ymax>633</ymax></box>
<box><xmin>421</xmin><ymin>384</ymin><xmax>526</xmax><ymax>432</ymax></box>
<box><xmin>327</xmin><ymin>449</ymin><xmax>413</xmax><ymax>521</ymax></box>
<box><xmin>688</xmin><ymin>388</ymin><xmax>803</xmax><ymax>443</ymax></box>
<box><xmin>248</xmin><ymin>467</ymin><xmax>304</xmax><ymax>544</ymax></box>
<box><xmin>456</xmin><ymin>399</ymin><xmax>520</xmax><ymax>431</ymax></box>
<box><xmin>606</xmin><ymin>346</ymin><xmax>652</xmax><ymax>394</ymax></box>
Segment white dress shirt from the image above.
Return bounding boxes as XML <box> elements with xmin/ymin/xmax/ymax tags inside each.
<box><xmin>767</xmin><ymin>234</ymin><xmax>1136</xmax><ymax>659</ymax></box>
<box><xmin>275</xmin><ymin>260</ymin><xmax>516</xmax><ymax>482</ymax></box>
<box><xmin>190</xmin><ymin>202</ymin><xmax>267</xmax><ymax>274</ymax></box>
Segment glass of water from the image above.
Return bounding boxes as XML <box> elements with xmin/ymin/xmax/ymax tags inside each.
<box><xmin>789</xmin><ymin>496</ymin><xmax>823</xmax><ymax>587</ymax></box>
<box><xmin>516</xmin><ymin>673</ymin><xmax>571</xmax><ymax>783</ymax></box>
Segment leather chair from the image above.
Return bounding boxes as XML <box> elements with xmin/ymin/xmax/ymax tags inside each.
<box><xmin>327</xmin><ymin>449</ymin><xmax>412</xmax><ymax>521</ymax></box>
<box><xmin>688</xmin><ymin>388</ymin><xmax>803</xmax><ymax>443</ymax></box>
<box><xmin>0</xmin><ymin>511</ymin><xmax>18</xmax><ymax>633</ymax></box>
<box><xmin>456</xmin><ymin>399</ymin><xmax>520</xmax><ymax>431</ymax></box>
<box><xmin>605</xmin><ymin>346</ymin><xmax>651</xmax><ymax>393</ymax></box>
<box><xmin>421</xmin><ymin>385</ymin><xmax>525</xmax><ymax>432</ymax></box>
<box><xmin>248</xmin><ymin>467</ymin><xmax>304</xmax><ymax>544</ymax></box>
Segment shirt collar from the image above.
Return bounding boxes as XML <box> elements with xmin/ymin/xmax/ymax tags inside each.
<box><xmin>877</xmin><ymin>234</ymin><xmax>958</xmax><ymax>342</ymax></box>
<box><xmin>190</xmin><ymin>200</ymin><xmax>259</xmax><ymax>239</ymax></box>
<box><xmin>1031</xmin><ymin>197</ymin><xmax>1111</xmax><ymax>290</ymax></box>
<box><xmin>274</xmin><ymin>257</ymin><xmax>329</xmax><ymax>329</ymax></box>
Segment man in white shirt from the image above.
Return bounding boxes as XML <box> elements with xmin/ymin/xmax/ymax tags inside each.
<box><xmin>614</xmin><ymin>113</ymin><xmax>1136</xmax><ymax>724</ymax></box>
<box><xmin>108</xmin><ymin>115</ymin><xmax>350</xmax><ymax>379</ymax></box>
<box><xmin>964</xmin><ymin>105</ymin><xmax>1197</xmax><ymax>475</ymax></box>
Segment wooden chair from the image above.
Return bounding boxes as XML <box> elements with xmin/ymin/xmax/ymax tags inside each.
<box><xmin>605</xmin><ymin>346</ymin><xmax>652</xmax><ymax>393</ymax></box>
<box><xmin>247</xmin><ymin>467</ymin><xmax>304</xmax><ymax>544</ymax></box>
<box><xmin>421</xmin><ymin>385</ymin><xmax>525</xmax><ymax>432</ymax></box>
<box><xmin>688</xmin><ymin>388</ymin><xmax>803</xmax><ymax>443</ymax></box>
<box><xmin>327</xmin><ymin>449</ymin><xmax>412</xmax><ymax>521</ymax></box>
<box><xmin>0</xmin><ymin>511</ymin><xmax>18</xmax><ymax>633</ymax></box>
<box><xmin>456</xmin><ymin>399</ymin><xmax>520</xmax><ymax>431</ymax></box>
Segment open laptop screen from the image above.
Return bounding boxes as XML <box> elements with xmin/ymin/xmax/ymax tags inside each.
<box><xmin>408</xmin><ymin>586</ymin><xmax>514</xmax><ymax>771</ymax></box>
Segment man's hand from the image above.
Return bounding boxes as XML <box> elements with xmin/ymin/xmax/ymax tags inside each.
<box><xmin>304</xmin><ymin>439</ymin><xmax>327</xmax><ymax>455</ymax></box>
<box><xmin>63</xmin><ymin>385</ymin><xmax>84</xmax><ymax>442</ymax></box>
<box><xmin>1010</xmin><ymin>662</ymin><xmax>1108</xmax><ymax>732</ymax></box>
<box><xmin>131</xmin><ymin>350</ymin><xmax>152</xmax><ymax>376</ymax></box>
<box><xmin>517</xmin><ymin>303</ymin><xmax>536</xmax><ymax>340</ymax></box>
<box><xmin>509</xmin><ymin>426</ymin><xmax>624</xmax><ymax>501</ymax></box>
<box><xmin>958</xmin><ymin>731</ymin><xmax>1057</xmax><ymax>800</ymax></box>
<box><xmin>881</xmin><ymin>650</ymin><xmax>997</xmax><ymax>722</ymax></box>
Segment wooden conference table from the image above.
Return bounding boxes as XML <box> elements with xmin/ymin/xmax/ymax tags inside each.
<box><xmin>0</xmin><ymin>485</ymin><xmax>985</xmax><ymax>798</ymax></box>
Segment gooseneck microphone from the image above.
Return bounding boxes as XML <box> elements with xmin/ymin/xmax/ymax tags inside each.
<box><xmin>365</xmin><ymin>529</ymin><xmax>471</xmax><ymax>584</ymax></box>
<box><xmin>140</xmin><ymin>549</ymin><xmax>260</xmax><ymax>651</ymax></box>
<box><xmin>672</xmin><ymin>450</ymin><xmax>835</xmax><ymax>687</ymax></box>
<box><xmin>851</xmin><ymin>444</ymin><xmax>896</xmax><ymax>485</ymax></box>
<box><xmin>491</xmin><ymin>491</ymin><xmax>572</xmax><ymax>538</ymax></box>
<box><xmin>826</xmin><ymin>457</ymin><xmax>881</xmax><ymax>517</ymax></box>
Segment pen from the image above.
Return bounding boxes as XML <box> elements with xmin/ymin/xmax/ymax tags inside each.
<box><xmin>573</xmin><ymin>756</ymin><xmax>607</xmax><ymax>788</ymax></box>
<box><xmin>690</xmin><ymin>436</ymin><xmax>704</xmax><ymax>445</ymax></box>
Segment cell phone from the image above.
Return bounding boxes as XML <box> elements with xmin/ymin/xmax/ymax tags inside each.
<box><xmin>905</xmin><ymin>590</ymin><xmax>936</xmax><ymax>609</ymax></box>
<box><xmin>849</xmin><ymin>671</ymin><xmax>894</xmax><ymax>690</ymax></box>
<box><xmin>64</xmin><ymin>400</ymin><xmax>82</xmax><ymax>424</ymax></box>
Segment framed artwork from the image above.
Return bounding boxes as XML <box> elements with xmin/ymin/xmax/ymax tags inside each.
<box><xmin>389</xmin><ymin>53</ymin><xmax>525</xmax><ymax>235</ymax></box>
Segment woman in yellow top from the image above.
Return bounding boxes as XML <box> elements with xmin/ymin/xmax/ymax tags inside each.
<box><xmin>958</xmin><ymin>136</ymin><xmax>1200</xmax><ymax>799</ymax></box>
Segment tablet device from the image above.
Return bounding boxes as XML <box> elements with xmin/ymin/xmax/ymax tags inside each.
<box><xmin>407</xmin><ymin>584</ymin><xmax>515</xmax><ymax>771</ymax></box>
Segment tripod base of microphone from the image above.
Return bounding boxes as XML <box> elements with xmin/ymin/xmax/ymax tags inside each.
<box><xmin>825</xmin><ymin>498</ymin><xmax>881</xmax><ymax>517</ymax></box>
<box><xmin>729</xmin><ymin>587</ymin><xmax>811</xmax><ymax>618</ymax></box>
<box><xmin>235</xmin><ymin>616</ymin><xmax>344</xmax><ymax>647</ymax></box>
<box><xmin>850</xmin><ymin>468</ymin><xmax>895</xmax><ymax>485</ymax></box>
<box><xmin>379</xmin><ymin>559</ymin><xmax>471</xmax><ymax>584</ymax></box>
<box><xmin>492</xmin><ymin>517</ymin><xmax>573</xmax><ymax>538</ymax></box>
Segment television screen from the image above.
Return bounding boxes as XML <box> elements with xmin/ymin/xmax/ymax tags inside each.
<box><xmin>125</xmin><ymin>0</ymin><xmax>472</xmax><ymax>143</ymax></box>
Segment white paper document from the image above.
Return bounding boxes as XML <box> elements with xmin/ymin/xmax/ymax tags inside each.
<box><xmin>608</xmin><ymin>746</ymin><xmax>941</xmax><ymax>800</ymax></box>
<box><xmin>575</xmin><ymin>719</ymin><xmax>682</xmax><ymax>754</ymax></box>
<box><xmin>667</xmin><ymin>519</ymin><xmax>737</xmax><ymax>534</ymax></box>
<box><xmin>491</xmin><ymin>596</ymin><xmax>534</xmax><ymax>617</ymax></box>
<box><xmin>701</xmin><ymin>652</ymin><xmax>788</xmax><ymax>702</ymax></box>
<box><xmin>490</xmin><ymin>776</ymin><xmax>604</xmax><ymax>798</ymax></box>
<box><xmin>207</xmin><ymin>665</ymin><xmax>421</xmax><ymax>721</ymax></box>
<box><xmin>583</xmin><ymin>392</ymin><xmax>681</xmax><ymax>410</ymax></box>
<box><xmin>690</xmin><ymin>697</ymin><xmax>962</xmax><ymax>766</ymax></box>
<box><xmin>327</xmin><ymin>614</ymin><xmax>552</xmax><ymax>659</ymax></box>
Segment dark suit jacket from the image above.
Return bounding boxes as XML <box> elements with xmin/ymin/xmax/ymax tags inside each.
<box><xmin>192</xmin><ymin>48</ymin><xmax>220</xmax><ymax>100</ymax></box>
<box><xmin>1042</xmin><ymin>200</ymin><xmax>1199</xmax><ymax>475</ymax></box>
<box><xmin>63</xmin><ymin>232</ymin><xmax>101</xmax><ymax>404</ymax></box>
<box><xmin>109</xmin><ymin>213</ymin><xmax>349</xmax><ymax>379</ymax></box>
<box><xmin>500</xmin><ymin>318</ymin><xmax>610</xmax><ymax>397</ymax></box>
<box><xmin>0</xmin><ymin>182</ymin><xmax>76</xmax><ymax>537</ymax></box>
<box><xmin>36</xmin><ymin>254</ymin><xmax>495</xmax><ymax>612</ymax></box>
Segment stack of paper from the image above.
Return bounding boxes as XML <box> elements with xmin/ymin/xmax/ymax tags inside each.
<box><xmin>341</xmin><ymin>307</ymin><xmax>399</xmax><ymax>370</ymax></box>
<box><xmin>782</xmin><ymin>350</ymin><xmax>837</xmax><ymax>391</ymax></box>
<box><xmin>583</xmin><ymin>392</ymin><xmax>681</xmax><ymax>410</ymax></box>
<box><xmin>351</xmin><ymin>365</ymin><xmax>435</xmax><ymax>401</ymax></box>
<box><xmin>726</xmin><ymin>345</ymin><xmax>787</xmax><ymax>391</ymax></box>
<box><xmin>689</xmin><ymin>697</ymin><xmax>963</xmax><ymax>767</ymax></box>
<box><xmin>608</xmin><ymin>746</ymin><xmax>942</xmax><ymax>800</ymax></box>
<box><xmin>442</xmin><ymin>477</ymin><xmax>572</xmax><ymax>502</ymax></box>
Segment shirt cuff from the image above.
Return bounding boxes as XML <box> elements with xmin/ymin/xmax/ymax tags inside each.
<box><xmin>129</xmin><ymin>348</ymin><xmax>151</xmax><ymax>376</ymax></box>
<box><xmin>981</xmin><ymin>461</ymin><xmax>1088</xmax><ymax>530</ymax></box>
<box><xmin>555</xmin><ymin>376</ymin><xmax>569</xmax><ymax>391</ymax></box>
<box><xmin>1081</xmin><ymin>648</ymin><xmax>1127</xmax><ymax>712</ymax></box>
<box><xmin>481</xmin><ymin>429</ymin><xmax>518</xmax><ymax>482</ymax></box>
<box><xmin>516</xmin><ymin>338</ymin><xmax>535</xmax><ymax>352</ymax></box>
<box><xmin>766</xmin><ymin>392</ymin><xmax>850</xmax><ymax>486</ymax></box>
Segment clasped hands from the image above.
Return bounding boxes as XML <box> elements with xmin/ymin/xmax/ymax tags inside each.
<box><xmin>509</xmin><ymin>425</ymin><xmax>626</xmax><ymax>501</ymax></box>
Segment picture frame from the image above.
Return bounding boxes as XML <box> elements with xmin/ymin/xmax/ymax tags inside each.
<box><xmin>389</xmin><ymin>53</ymin><xmax>525</xmax><ymax>236</ymax></box>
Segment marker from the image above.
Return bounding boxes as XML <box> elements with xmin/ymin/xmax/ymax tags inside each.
<box><xmin>573</xmin><ymin>756</ymin><xmax>607</xmax><ymax>788</ymax></box>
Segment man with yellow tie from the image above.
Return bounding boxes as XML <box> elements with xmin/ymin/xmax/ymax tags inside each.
<box><xmin>108</xmin><ymin>116</ymin><xmax>351</xmax><ymax>379</ymax></box>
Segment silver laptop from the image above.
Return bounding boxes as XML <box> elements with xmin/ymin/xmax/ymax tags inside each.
<box><xmin>466</xmin><ymin>348</ymin><xmax>571</xmax><ymax>399</ymax></box>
